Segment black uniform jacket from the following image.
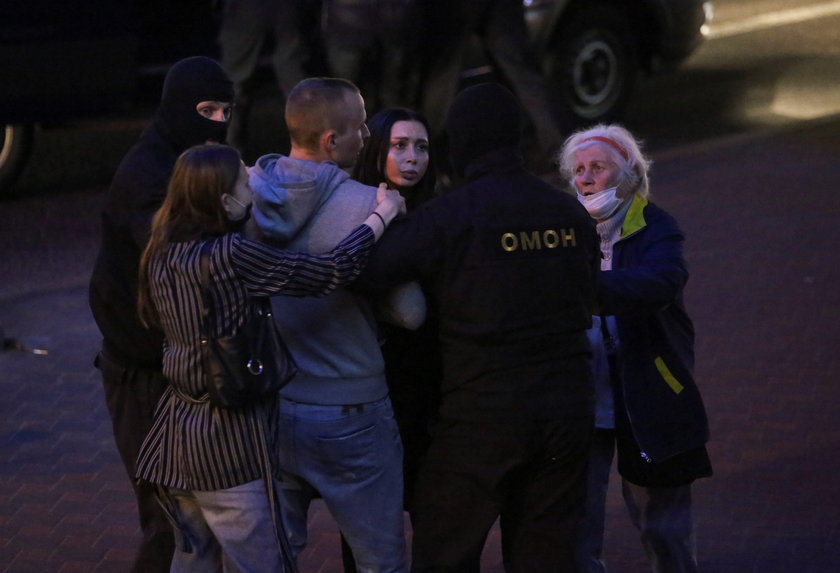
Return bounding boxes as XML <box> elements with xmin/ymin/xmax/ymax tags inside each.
<box><xmin>359</xmin><ymin>149</ymin><xmax>600</xmax><ymax>421</ymax></box>
<box><xmin>88</xmin><ymin>121</ymin><xmax>179</xmax><ymax>369</ymax></box>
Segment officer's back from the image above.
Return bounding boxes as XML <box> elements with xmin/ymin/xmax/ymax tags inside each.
<box><xmin>359</xmin><ymin>82</ymin><xmax>599</xmax><ymax>421</ymax></box>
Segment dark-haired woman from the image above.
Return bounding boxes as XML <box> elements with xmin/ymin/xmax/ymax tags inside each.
<box><xmin>353</xmin><ymin>107</ymin><xmax>437</xmax><ymax>209</ymax></box>
<box><xmin>337</xmin><ymin>108</ymin><xmax>443</xmax><ymax>572</ymax></box>
<box><xmin>135</xmin><ymin>143</ymin><xmax>404</xmax><ymax>572</ymax></box>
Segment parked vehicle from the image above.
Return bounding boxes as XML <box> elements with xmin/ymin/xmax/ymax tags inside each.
<box><xmin>0</xmin><ymin>1</ymin><xmax>218</xmax><ymax>196</ymax></box>
<box><xmin>0</xmin><ymin>0</ymin><xmax>711</xmax><ymax>196</ymax></box>
<box><xmin>523</xmin><ymin>0</ymin><xmax>712</xmax><ymax>125</ymax></box>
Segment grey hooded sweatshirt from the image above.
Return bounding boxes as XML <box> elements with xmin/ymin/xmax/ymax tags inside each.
<box><xmin>250</xmin><ymin>154</ymin><xmax>421</xmax><ymax>405</ymax></box>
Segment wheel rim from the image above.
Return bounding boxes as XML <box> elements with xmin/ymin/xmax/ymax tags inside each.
<box><xmin>0</xmin><ymin>125</ymin><xmax>13</xmax><ymax>166</ymax></box>
<box><xmin>572</xmin><ymin>39</ymin><xmax>619</xmax><ymax>109</ymax></box>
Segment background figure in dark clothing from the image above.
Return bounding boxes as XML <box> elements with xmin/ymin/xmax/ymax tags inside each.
<box><xmin>418</xmin><ymin>0</ymin><xmax>566</xmax><ymax>173</ymax></box>
<box><xmin>322</xmin><ymin>0</ymin><xmax>423</xmax><ymax>113</ymax></box>
<box><xmin>88</xmin><ymin>56</ymin><xmax>233</xmax><ymax>573</ymax></box>
<box><xmin>358</xmin><ymin>83</ymin><xmax>600</xmax><ymax>572</ymax></box>
<box><xmin>218</xmin><ymin>0</ymin><xmax>323</xmax><ymax>158</ymax></box>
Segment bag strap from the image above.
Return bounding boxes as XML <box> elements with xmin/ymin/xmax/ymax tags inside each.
<box><xmin>200</xmin><ymin>241</ymin><xmax>295</xmax><ymax>570</ymax></box>
<box><xmin>199</xmin><ymin>240</ymin><xmax>268</xmax><ymax>338</ymax></box>
<box><xmin>599</xmin><ymin>314</ymin><xmax>622</xmax><ymax>391</ymax></box>
<box><xmin>599</xmin><ymin>314</ymin><xmax>616</xmax><ymax>355</ymax></box>
<box><xmin>253</xmin><ymin>406</ymin><xmax>299</xmax><ymax>573</ymax></box>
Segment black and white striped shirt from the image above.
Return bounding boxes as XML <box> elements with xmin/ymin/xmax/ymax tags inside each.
<box><xmin>136</xmin><ymin>225</ymin><xmax>374</xmax><ymax>491</ymax></box>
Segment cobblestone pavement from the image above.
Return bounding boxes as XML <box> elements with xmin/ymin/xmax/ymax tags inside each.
<box><xmin>2</xmin><ymin>116</ymin><xmax>840</xmax><ymax>572</ymax></box>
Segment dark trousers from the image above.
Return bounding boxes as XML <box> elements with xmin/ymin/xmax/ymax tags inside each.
<box><xmin>218</xmin><ymin>0</ymin><xmax>318</xmax><ymax>155</ymax></box>
<box><xmin>410</xmin><ymin>414</ymin><xmax>593</xmax><ymax>573</ymax></box>
<box><xmin>323</xmin><ymin>0</ymin><xmax>422</xmax><ymax>112</ymax></box>
<box><xmin>97</xmin><ymin>351</ymin><xmax>174</xmax><ymax>573</ymax></box>
<box><xmin>420</xmin><ymin>0</ymin><xmax>565</xmax><ymax>161</ymax></box>
<box><xmin>575</xmin><ymin>429</ymin><xmax>701</xmax><ymax>573</ymax></box>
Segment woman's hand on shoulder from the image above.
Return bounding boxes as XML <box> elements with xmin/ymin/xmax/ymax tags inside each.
<box><xmin>365</xmin><ymin>183</ymin><xmax>406</xmax><ymax>239</ymax></box>
<box><xmin>376</xmin><ymin>183</ymin><xmax>406</xmax><ymax>217</ymax></box>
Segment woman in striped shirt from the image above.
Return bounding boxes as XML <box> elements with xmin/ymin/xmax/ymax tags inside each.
<box><xmin>135</xmin><ymin>144</ymin><xmax>404</xmax><ymax>572</ymax></box>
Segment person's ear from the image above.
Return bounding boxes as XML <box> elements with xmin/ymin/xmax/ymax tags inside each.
<box><xmin>321</xmin><ymin>130</ymin><xmax>337</xmax><ymax>151</ymax></box>
<box><xmin>220</xmin><ymin>193</ymin><xmax>236</xmax><ymax>218</ymax></box>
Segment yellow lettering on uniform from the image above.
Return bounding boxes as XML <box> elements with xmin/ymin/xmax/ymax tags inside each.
<box><xmin>501</xmin><ymin>233</ymin><xmax>518</xmax><ymax>252</ymax></box>
<box><xmin>520</xmin><ymin>231</ymin><xmax>541</xmax><ymax>250</ymax></box>
<box><xmin>561</xmin><ymin>228</ymin><xmax>577</xmax><ymax>247</ymax></box>
<box><xmin>543</xmin><ymin>230</ymin><xmax>560</xmax><ymax>248</ymax></box>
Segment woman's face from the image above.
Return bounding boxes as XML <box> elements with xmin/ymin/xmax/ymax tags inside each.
<box><xmin>384</xmin><ymin>120</ymin><xmax>430</xmax><ymax>190</ymax></box>
<box><xmin>572</xmin><ymin>144</ymin><xmax>624</xmax><ymax>196</ymax></box>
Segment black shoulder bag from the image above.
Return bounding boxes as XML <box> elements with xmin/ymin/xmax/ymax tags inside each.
<box><xmin>198</xmin><ymin>241</ymin><xmax>298</xmax><ymax>409</ymax></box>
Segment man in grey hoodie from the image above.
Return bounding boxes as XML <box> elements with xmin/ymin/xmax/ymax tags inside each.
<box><xmin>249</xmin><ymin>77</ymin><xmax>418</xmax><ymax>573</ymax></box>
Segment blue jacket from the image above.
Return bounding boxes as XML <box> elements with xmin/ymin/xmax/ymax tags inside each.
<box><xmin>602</xmin><ymin>195</ymin><xmax>710</xmax><ymax>462</ymax></box>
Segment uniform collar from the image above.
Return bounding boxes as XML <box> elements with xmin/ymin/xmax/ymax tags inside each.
<box><xmin>463</xmin><ymin>147</ymin><xmax>524</xmax><ymax>181</ymax></box>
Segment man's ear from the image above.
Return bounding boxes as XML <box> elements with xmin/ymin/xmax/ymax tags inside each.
<box><xmin>321</xmin><ymin>130</ymin><xmax>337</xmax><ymax>151</ymax></box>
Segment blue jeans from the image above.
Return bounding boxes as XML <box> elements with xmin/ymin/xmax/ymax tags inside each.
<box><xmin>168</xmin><ymin>479</ymin><xmax>286</xmax><ymax>573</ymax></box>
<box><xmin>575</xmin><ymin>429</ymin><xmax>697</xmax><ymax>573</ymax></box>
<box><xmin>276</xmin><ymin>396</ymin><xmax>407</xmax><ymax>573</ymax></box>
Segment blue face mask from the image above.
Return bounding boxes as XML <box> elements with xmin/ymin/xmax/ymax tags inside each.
<box><xmin>577</xmin><ymin>186</ymin><xmax>627</xmax><ymax>221</ymax></box>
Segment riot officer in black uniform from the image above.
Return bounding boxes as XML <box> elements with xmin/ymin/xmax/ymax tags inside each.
<box><xmin>358</xmin><ymin>82</ymin><xmax>600</xmax><ymax>572</ymax></box>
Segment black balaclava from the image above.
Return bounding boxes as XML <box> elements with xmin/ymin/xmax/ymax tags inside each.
<box><xmin>156</xmin><ymin>56</ymin><xmax>234</xmax><ymax>150</ymax></box>
<box><xmin>444</xmin><ymin>82</ymin><xmax>522</xmax><ymax>177</ymax></box>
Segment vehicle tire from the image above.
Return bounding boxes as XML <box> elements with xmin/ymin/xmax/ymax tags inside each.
<box><xmin>544</xmin><ymin>3</ymin><xmax>637</xmax><ymax>127</ymax></box>
<box><xmin>0</xmin><ymin>123</ymin><xmax>34</xmax><ymax>197</ymax></box>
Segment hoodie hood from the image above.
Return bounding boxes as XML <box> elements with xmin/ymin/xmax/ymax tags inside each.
<box><xmin>249</xmin><ymin>154</ymin><xmax>351</xmax><ymax>242</ymax></box>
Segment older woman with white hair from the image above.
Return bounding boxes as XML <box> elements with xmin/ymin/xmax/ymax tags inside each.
<box><xmin>557</xmin><ymin>124</ymin><xmax>712</xmax><ymax>573</ymax></box>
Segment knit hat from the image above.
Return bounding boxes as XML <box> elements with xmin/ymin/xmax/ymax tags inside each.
<box><xmin>445</xmin><ymin>82</ymin><xmax>522</xmax><ymax>176</ymax></box>
<box><xmin>157</xmin><ymin>56</ymin><xmax>234</xmax><ymax>150</ymax></box>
